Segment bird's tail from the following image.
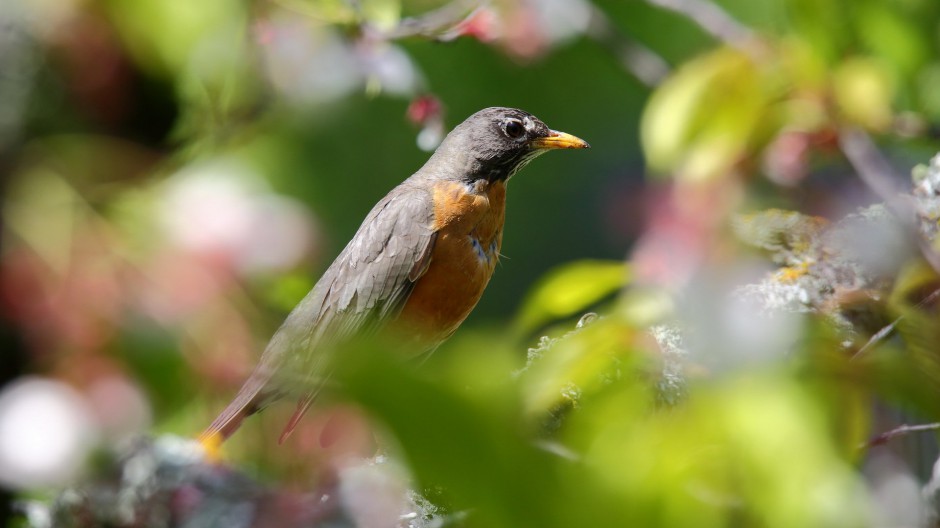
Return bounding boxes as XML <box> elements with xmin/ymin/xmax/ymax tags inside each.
<box><xmin>198</xmin><ymin>371</ymin><xmax>271</xmax><ymax>450</ymax></box>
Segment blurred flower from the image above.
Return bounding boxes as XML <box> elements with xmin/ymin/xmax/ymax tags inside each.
<box><xmin>925</xmin><ymin>454</ymin><xmax>940</xmax><ymax>525</ymax></box>
<box><xmin>631</xmin><ymin>182</ymin><xmax>735</xmax><ymax>290</ymax></box>
<box><xmin>682</xmin><ymin>265</ymin><xmax>805</xmax><ymax>372</ymax></box>
<box><xmin>762</xmin><ymin>130</ymin><xmax>811</xmax><ymax>186</ymax></box>
<box><xmin>451</xmin><ymin>7</ymin><xmax>499</xmax><ymax>42</ymax></box>
<box><xmin>258</xmin><ymin>18</ymin><xmax>362</xmax><ymax>105</ymax></box>
<box><xmin>527</xmin><ymin>0</ymin><xmax>592</xmax><ymax>48</ymax></box>
<box><xmin>357</xmin><ymin>39</ymin><xmax>422</xmax><ymax>97</ymax></box>
<box><xmin>865</xmin><ymin>451</ymin><xmax>923</xmax><ymax>526</ymax></box>
<box><xmin>449</xmin><ymin>0</ymin><xmax>593</xmax><ymax>60</ymax></box>
<box><xmin>158</xmin><ymin>159</ymin><xmax>318</xmax><ymax>275</ymax></box>
<box><xmin>86</xmin><ymin>376</ymin><xmax>152</xmax><ymax>442</ymax></box>
<box><xmin>134</xmin><ymin>248</ymin><xmax>233</xmax><ymax>325</ymax></box>
<box><xmin>407</xmin><ymin>95</ymin><xmax>445</xmax><ymax>151</ymax></box>
<box><xmin>339</xmin><ymin>456</ymin><xmax>410</xmax><ymax>528</ymax></box>
<box><xmin>0</xmin><ymin>377</ymin><xmax>96</xmax><ymax>490</ymax></box>
<box><xmin>257</xmin><ymin>16</ymin><xmax>422</xmax><ymax>105</ymax></box>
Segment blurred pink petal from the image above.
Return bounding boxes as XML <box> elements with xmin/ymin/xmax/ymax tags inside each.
<box><xmin>86</xmin><ymin>375</ymin><xmax>152</xmax><ymax>441</ymax></box>
<box><xmin>631</xmin><ymin>182</ymin><xmax>735</xmax><ymax>289</ymax></box>
<box><xmin>158</xmin><ymin>159</ymin><xmax>318</xmax><ymax>275</ymax></box>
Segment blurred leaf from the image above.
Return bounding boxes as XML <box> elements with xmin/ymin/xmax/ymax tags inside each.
<box><xmin>884</xmin><ymin>260</ymin><xmax>940</xmax><ymax>400</ymax></box>
<box><xmin>784</xmin><ymin>0</ymin><xmax>850</xmax><ymax>64</ymax></box>
<box><xmin>517</xmin><ymin>316</ymin><xmax>642</xmax><ymax>426</ymax></box>
<box><xmin>916</xmin><ymin>63</ymin><xmax>940</xmax><ymax>121</ymax></box>
<box><xmin>855</xmin><ymin>2</ymin><xmax>929</xmax><ymax>79</ymax></box>
<box><xmin>565</xmin><ymin>374</ymin><xmax>870</xmax><ymax>527</ymax></box>
<box><xmin>273</xmin><ymin>0</ymin><xmax>356</xmax><ymax>22</ymax></box>
<box><xmin>640</xmin><ymin>47</ymin><xmax>776</xmax><ymax>182</ymax></box>
<box><xmin>832</xmin><ymin>57</ymin><xmax>895</xmax><ymax>131</ymax></box>
<box><xmin>791</xmin><ymin>322</ymin><xmax>871</xmax><ymax>457</ymax></box>
<box><xmin>338</xmin><ymin>337</ymin><xmax>561</xmax><ymax>528</ymax></box>
<box><xmin>103</xmin><ymin>0</ymin><xmax>246</xmax><ymax>77</ymax></box>
<box><xmin>514</xmin><ymin>260</ymin><xmax>628</xmax><ymax>334</ymax></box>
<box><xmin>360</xmin><ymin>0</ymin><xmax>402</xmax><ymax>31</ymax></box>
<box><xmin>273</xmin><ymin>0</ymin><xmax>400</xmax><ymax>27</ymax></box>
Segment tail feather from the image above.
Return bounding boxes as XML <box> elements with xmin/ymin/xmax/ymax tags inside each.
<box><xmin>278</xmin><ymin>391</ymin><xmax>316</xmax><ymax>445</ymax></box>
<box><xmin>200</xmin><ymin>373</ymin><xmax>271</xmax><ymax>445</ymax></box>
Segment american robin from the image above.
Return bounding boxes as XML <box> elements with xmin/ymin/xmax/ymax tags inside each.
<box><xmin>200</xmin><ymin>107</ymin><xmax>589</xmax><ymax>446</ymax></box>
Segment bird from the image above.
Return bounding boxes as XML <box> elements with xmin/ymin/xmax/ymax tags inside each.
<box><xmin>200</xmin><ymin>107</ymin><xmax>589</xmax><ymax>447</ymax></box>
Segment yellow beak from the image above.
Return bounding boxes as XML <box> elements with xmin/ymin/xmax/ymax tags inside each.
<box><xmin>529</xmin><ymin>130</ymin><xmax>591</xmax><ymax>150</ymax></box>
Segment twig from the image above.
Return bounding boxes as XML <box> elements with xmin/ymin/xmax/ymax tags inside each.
<box><xmin>838</xmin><ymin>127</ymin><xmax>906</xmax><ymax>207</ymax></box>
<box><xmin>851</xmin><ymin>286</ymin><xmax>940</xmax><ymax>360</ymax></box>
<box><xmin>861</xmin><ymin>422</ymin><xmax>940</xmax><ymax>449</ymax></box>
<box><xmin>384</xmin><ymin>0</ymin><xmax>483</xmax><ymax>40</ymax></box>
<box><xmin>587</xmin><ymin>6</ymin><xmax>671</xmax><ymax>87</ymax></box>
<box><xmin>642</xmin><ymin>0</ymin><xmax>753</xmax><ymax>48</ymax></box>
<box><xmin>839</xmin><ymin>128</ymin><xmax>940</xmax><ymax>360</ymax></box>
<box><xmin>839</xmin><ymin>127</ymin><xmax>940</xmax><ymax>276</ymax></box>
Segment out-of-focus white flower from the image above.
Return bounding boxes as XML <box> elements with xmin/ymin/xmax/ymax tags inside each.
<box><xmin>259</xmin><ymin>17</ymin><xmax>423</xmax><ymax>104</ymax></box>
<box><xmin>261</xmin><ymin>19</ymin><xmax>363</xmax><ymax>105</ymax></box>
<box><xmin>358</xmin><ymin>42</ymin><xmax>422</xmax><ymax>97</ymax></box>
<box><xmin>339</xmin><ymin>456</ymin><xmax>410</xmax><ymax>528</ymax></box>
<box><xmin>530</xmin><ymin>0</ymin><xmax>592</xmax><ymax>45</ymax></box>
<box><xmin>866</xmin><ymin>451</ymin><xmax>923</xmax><ymax>527</ymax></box>
<box><xmin>159</xmin><ymin>159</ymin><xmax>318</xmax><ymax>274</ymax></box>
<box><xmin>0</xmin><ymin>377</ymin><xmax>97</xmax><ymax>490</ymax></box>
<box><xmin>416</xmin><ymin>122</ymin><xmax>444</xmax><ymax>151</ymax></box>
<box><xmin>682</xmin><ymin>264</ymin><xmax>804</xmax><ymax>372</ymax></box>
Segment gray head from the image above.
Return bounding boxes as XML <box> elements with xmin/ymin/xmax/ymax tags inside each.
<box><xmin>421</xmin><ymin>107</ymin><xmax>589</xmax><ymax>183</ymax></box>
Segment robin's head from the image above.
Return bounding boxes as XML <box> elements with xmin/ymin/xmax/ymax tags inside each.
<box><xmin>425</xmin><ymin>107</ymin><xmax>589</xmax><ymax>183</ymax></box>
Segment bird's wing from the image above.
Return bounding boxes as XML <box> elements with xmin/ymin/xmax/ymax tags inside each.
<box><xmin>201</xmin><ymin>184</ymin><xmax>436</xmax><ymax>442</ymax></box>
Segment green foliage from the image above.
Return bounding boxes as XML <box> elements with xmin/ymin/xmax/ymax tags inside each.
<box><xmin>514</xmin><ymin>260</ymin><xmax>628</xmax><ymax>335</ymax></box>
<box><xmin>6</xmin><ymin>0</ymin><xmax>940</xmax><ymax>525</ymax></box>
<box><xmin>338</xmin><ymin>315</ymin><xmax>872</xmax><ymax>527</ymax></box>
<box><xmin>641</xmin><ymin>47</ymin><xmax>778</xmax><ymax>182</ymax></box>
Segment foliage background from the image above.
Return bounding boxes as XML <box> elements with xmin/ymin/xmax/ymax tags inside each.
<box><xmin>2</xmin><ymin>0</ymin><xmax>940</xmax><ymax>526</ymax></box>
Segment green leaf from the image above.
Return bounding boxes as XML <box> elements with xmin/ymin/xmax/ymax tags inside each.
<box><xmin>360</xmin><ymin>0</ymin><xmax>401</xmax><ymax>31</ymax></box>
<box><xmin>337</xmin><ymin>337</ymin><xmax>561</xmax><ymax>528</ymax></box>
<box><xmin>640</xmin><ymin>47</ymin><xmax>774</xmax><ymax>182</ymax></box>
<box><xmin>515</xmin><ymin>260</ymin><xmax>629</xmax><ymax>334</ymax></box>
<box><xmin>832</xmin><ymin>57</ymin><xmax>895</xmax><ymax>131</ymax></box>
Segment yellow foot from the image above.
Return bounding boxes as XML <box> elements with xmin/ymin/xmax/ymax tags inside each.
<box><xmin>197</xmin><ymin>432</ymin><xmax>225</xmax><ymax>463</ymax></box>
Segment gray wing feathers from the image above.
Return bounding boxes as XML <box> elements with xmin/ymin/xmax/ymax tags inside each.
<box><xmin>249</xmin><ymin>185</ymin><xmax>435</xmax><ymax>401</ymax></box>
<box><xmin>203</xmin><ymin>183</ymin><xmax>436</xmax><ymax>441</ymax></box>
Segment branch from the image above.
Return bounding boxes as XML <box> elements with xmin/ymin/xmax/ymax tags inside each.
<box><xmin>861</xmin><ymin>422</ymin><xmax>940</xmax><ymax>449</ymax></box>
<box><xmin>587</xmin><ymin>5</ymin><xmax>671</xmax><ymax>87</ymax></box>
<box><xmin>383</xmin><ymin>0</ymin><xmax>483</xmax><ymax>40</ymax></box>
<box><xmin>839</xmin><ymin>127</ymin><xmax>940</xmax><ymax>278</ymax></box>
<box><xmin>851</xmin><ymin>286</ymin><xmax>940</xmax><ymax>360</ymax></box>
<box><xmin>642</xmin><ymin>0</ymin><xmax>754</xmax><ymax>48</ymax></box>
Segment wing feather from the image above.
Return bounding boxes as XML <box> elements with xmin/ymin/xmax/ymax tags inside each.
<box><xmin>202</xmin><ymin>183</ymin><xmax>436</xmax><ymax>441</ymax></box>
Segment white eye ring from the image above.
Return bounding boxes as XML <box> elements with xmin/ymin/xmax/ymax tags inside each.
<box><xmin>502</xmin><ymin>119</ymin><xmax>526</xmax><ymax>140</ymax></box>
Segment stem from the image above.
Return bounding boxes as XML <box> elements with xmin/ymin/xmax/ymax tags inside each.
<box><xmin>862</xmin><ymin>422</ymin><xmax>940</xmax><ymax>449</ymax></box>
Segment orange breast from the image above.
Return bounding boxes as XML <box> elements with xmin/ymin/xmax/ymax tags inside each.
<box><xmin>398</xmin><ymin>179</ymin><xmax>506</xmax><ymax>348</ymax></box>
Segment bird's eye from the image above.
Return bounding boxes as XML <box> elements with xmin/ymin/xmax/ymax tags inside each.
<box><xmin>503</xmin><ymin>119</ymin><xmax>525</xmax><ymax>140</ymax></box>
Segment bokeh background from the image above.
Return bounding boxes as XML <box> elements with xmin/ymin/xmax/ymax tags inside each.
<box><xmin>3</xmin><ymin>0</ymin><xmax>940</xmax><ymax>526</ymax></box>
